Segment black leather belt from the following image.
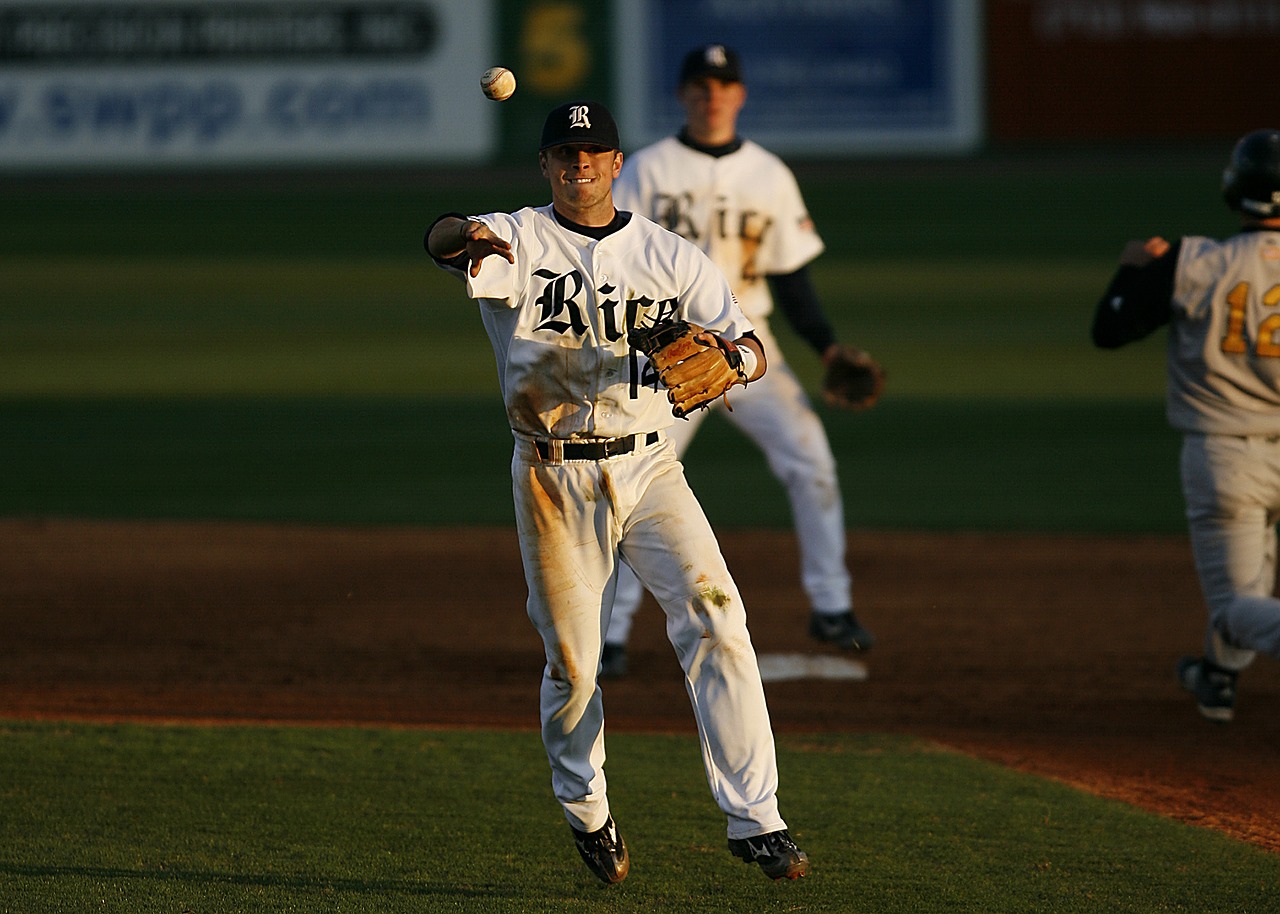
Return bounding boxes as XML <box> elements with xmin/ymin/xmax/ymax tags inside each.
<box><xmin>535</xmin><ymin>432</ymin><xmax>659</xmax><ymax>461</ymax></box>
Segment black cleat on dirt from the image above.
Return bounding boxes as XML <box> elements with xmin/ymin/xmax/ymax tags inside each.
<box><xmin>571</xmin><ymin>815</ymin><xmax>630</xmax><ymax>884</ymax></box>
<box><xmin>809</xmin><ymin>610</ymin><xmax>876</xmax><ymax>651</ymax></box>
<box><xmin>728</xmin><ymin>829</ymin><xmax>810</xmax><ymax>881</ymax></box>
<box><xmin>1177</xmin><ymin>655</ymin><xmax>1237</xmax><ymax>723</ymax></box>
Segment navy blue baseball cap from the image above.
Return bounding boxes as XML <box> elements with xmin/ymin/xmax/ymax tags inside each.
<box><xmin>679</xmin><ymin>44</ymin><xmax>743</xmax><ymax>85</ymax></box>
<box><xmin>539</xmin><ymin>100</ymin><xmax>620</xmax><ymax>151</ymax></box>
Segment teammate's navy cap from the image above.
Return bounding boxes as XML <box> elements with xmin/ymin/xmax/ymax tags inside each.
<box><xmin>539</xmin><ymin>101</ymin><xmax>620</xmax><ymax>151</ymax></box>
<box><xmin>679</xmin><ymin>44</ymin><xmax>743</xmax><ymax>85</ymax></box>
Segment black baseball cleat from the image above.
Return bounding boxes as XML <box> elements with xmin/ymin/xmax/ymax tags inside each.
<box><xmin>599</xmin><ymin>643</ymin><xmax>628</xmax><ymax>679</ymax></box>
<box><xmin>571</xmin><ymin>815</ymin><xmax>630</xmax><ymax>884</ymax></box>
<box><xmin>1177</xmin><ymin>655</ymin><xmax>1237</xmax><ymax>723</ymax></box>
<box><xmin>728</xmin><ymin>829</ymin><xmax>810</xmax><ymax>880</ymax></box>
<box><xmin>809</xmin><ymin>610</ymin><xmax>876</xmax><ymax>651</ymax></box>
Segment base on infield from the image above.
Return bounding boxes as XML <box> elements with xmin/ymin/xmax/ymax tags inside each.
<box><xmin>756</xmin><ymin>653</ymin><xmax>869</xmax><ymax>682</ymax></box>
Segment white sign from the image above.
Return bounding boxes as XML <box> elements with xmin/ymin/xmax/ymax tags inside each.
<box><xmin>0</xmin><ymin>0</ymin><xmax>495</xmax><ymax>168</ymax></box>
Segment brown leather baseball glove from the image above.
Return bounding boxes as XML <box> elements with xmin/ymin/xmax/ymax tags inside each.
<box><xmin>629</xmin><ymin>319</ymin><xmax>748</xmax><ymax>418</ymax></box>
<box><xmin>821</xmin><ymin>344</ymin><xmax>885</xmax><ymax>411</ymax></box>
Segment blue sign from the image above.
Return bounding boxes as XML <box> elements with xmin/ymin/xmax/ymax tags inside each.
<box><xmin>618</xmin><ymin>0</ymin><xmax>981</xmax><ymax>155</ymax></box>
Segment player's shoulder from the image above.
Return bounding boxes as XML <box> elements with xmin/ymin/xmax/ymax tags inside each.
<box><xmin>1184</xmin><ymin>229</ymin><xmax>1280</xmax><ymax>266</ymax></box>
<box><xmin>1179</xmin><ymin>232</ymin><xmax>1253</xmax><ymax>262</ymax></box>
<box><xmin>734</xmin><ymin>138</ymin><xmax>793</xmax><ymax>172</ymax></box>
<box><xmin>509</xmin><ymin>205</ymin><xmax>550</xmax><ymax>226</ymax></box>
<box><xmin>484</xmin><ymin>205</ymin><xmax>559</xmax><ymax>238</ymax></box>
<box><xmin>619</xmin><ymin>211</ymin><xmax>711</xmax><ymax>261</ymax></box>
<box><xmin>623</xmin><ymin>135</ymin><xmax>686</xmax><ymax>167</ymax></box>
<box><xmin>619</xmin><ymin>209</ymin><xmax>681</xmax><ymax>245</ymax></box>
<box><xmin>471</xmin><ymin>206</ymin><xmax>535</xmax><ymax>228</ymax></box>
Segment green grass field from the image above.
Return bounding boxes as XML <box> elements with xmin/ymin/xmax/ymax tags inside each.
<box><xmin>1</xmin><ymin>722</ymin><xmax>1275</xmax><ymax>913</ymax></box>
<box><xmin>3</xmin><ymin>152</ymin><xmax>1270</xmax><ymax>911</ymax></box>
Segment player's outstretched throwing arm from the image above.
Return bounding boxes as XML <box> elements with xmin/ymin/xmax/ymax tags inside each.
<box><xmin>424</xmin><ymin>213</ymin><xmax>515</xmax><ymax>278</ymax></box>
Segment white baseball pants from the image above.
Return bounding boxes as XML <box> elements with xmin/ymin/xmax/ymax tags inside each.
<box><xmin>511</xmin><ymin>434</ymin><xmax>787</xmax><ymax>840</ymax></box>
<box><xmin>1181</xmin><ymin>432</ymin><xmax>1280</xmax><ymax>667</ymax></box>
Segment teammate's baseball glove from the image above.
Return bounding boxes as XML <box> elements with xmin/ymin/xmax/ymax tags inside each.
<box><xmin>821</xmin><ymin>344</ymin><xmax>885</xmax><ymax>411</ymax></box>
<box><xmin>629</xmin><ymin>319</ymin><xmax>748</xmax><ymax>418</ymax></box>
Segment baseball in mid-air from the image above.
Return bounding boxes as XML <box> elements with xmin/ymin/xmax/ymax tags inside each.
<box><xmin>480</xmin><ymin>67</ymin><xmax>517</xmax><ymax>101</ymax></box>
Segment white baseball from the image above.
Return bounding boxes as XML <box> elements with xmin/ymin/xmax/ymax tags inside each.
<box><xmin>480</xmin><ymin>67</ymin><xmax>517</xmax><ymax>102</ymax></box>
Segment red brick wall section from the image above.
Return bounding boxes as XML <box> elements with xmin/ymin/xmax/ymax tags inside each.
<box><xmin>986</xmin><ymin>0</ymin><xmax>1280</xmax><ymax>140</ymax></box>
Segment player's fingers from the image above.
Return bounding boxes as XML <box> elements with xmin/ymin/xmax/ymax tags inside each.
<box><xmin>1145</xmin><ymin>236</ymin><xmax>1170</xmax><ymax>258</ymax></box>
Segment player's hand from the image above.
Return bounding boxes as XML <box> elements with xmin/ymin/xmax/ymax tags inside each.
<box><xmin>460</xmin><ymin>221</ymin><xmax>515</xmax><ymax>277</ymax></box>
<box><xmin>1119</xmin><ymin>236</ymin><xmax>1170</xmax><ymax>267</ymax></box>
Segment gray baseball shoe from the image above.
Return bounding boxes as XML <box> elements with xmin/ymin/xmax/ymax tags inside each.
<box><xmin>1177</xmin><ymin>655</ymin><xmax>1237</xmax><ymax>723</ymax></box>
<box><xmin>600</xmin><ymin>643</ymin><xmax>628</xmax><ymax>679</ymax></box>
<box><xmin>571</xmin><ymin>815</ymin><xmax>629</xmax><ymax>884</ymax></box>
<box><xmin>809</xmin><ymin>610</ymin><xmax>876</xmax><ymax>651</ymax></box>
<box><xmin>728</xmin><ymin>829</ymin><xmax>810</xmax><ymax>880</ymax></box>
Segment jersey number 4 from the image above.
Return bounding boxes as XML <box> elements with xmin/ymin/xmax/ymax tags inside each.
<box><xmin>1221</xmin><ymin>282</ymin><xmax>1280</xmax><ymax>356</ymax></box>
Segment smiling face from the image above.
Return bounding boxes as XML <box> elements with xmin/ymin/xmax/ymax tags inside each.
<box><xmin>540</xmin><ymin>143</ymin><xmax>623</xmax><ymax>226</ymax></box>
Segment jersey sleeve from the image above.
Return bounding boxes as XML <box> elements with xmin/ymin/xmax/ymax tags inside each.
<box><xmin>678</xmin><ymin>242</ymin><xmax>755</xmax><ymax>341</ymax></box>
<box><xmin>1090</xmin><ymin>240</ymin><xmax>1180</xmax><ymax>348</ymax></box>
<box><xmin>759</xmin><ymin>162</ymin><xmax>825</xmax><ymax>275</ymax></box>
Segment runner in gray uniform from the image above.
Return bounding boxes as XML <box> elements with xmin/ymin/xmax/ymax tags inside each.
<box><xmin>1092</xmin><ymin>128</ymin><xmax>1280</xmax><ymax>722</ymax></box>
<box><xmin>603</xmin><ymin>43</ymin><xmax>877</xmax><ymax>677</ymax></box>
<box><xmin>425</xmin><ymin>100</ymin><xmax>809</xmax><ymax>881</ymax></box>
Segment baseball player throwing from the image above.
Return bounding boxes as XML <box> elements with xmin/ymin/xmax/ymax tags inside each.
<box><xmin>425</xmin><ymin>100</ymin><xmax>809</xmax><ymax>882</ymax></box>
<box><xmin>602</xmin><ymin>44</ymin><xmax>882</xmax><ymax>677</ymax></box>
<box><xmin>1092</xmin><ymin>128</ymin><xmax>1280</xmax><ymax>722</ymax></box>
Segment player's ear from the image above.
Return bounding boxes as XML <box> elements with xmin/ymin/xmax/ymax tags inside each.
<box><xmin>538</xmin><ymin>150</ymin><xmax>549</xmax><ymax>177</ymax></box>
<box><xmin>611</xmin><ymin>151</ymin><xmax>623</xmax><ymax>177</ymax></box>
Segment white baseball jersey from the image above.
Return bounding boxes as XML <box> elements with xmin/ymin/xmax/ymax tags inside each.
<box><xmin>437</xmin><ymin>204</ymin><xmax>753</xmax><ymax>441</ymax></box>
<box><xmin>1168</xmin><ymin>231</ymin><xmax>1280</xmax><ymax>435</ymax></box>
<box><xmin>613</xmin><ymin>136</ymin><xmax>825</xmax><ymax>322</ymax></box>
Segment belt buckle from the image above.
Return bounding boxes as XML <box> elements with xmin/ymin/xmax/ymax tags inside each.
<box><xmin>603</xmin><ymin>436</ymin><xmax>629</xmax><ymax>458</ymax></box>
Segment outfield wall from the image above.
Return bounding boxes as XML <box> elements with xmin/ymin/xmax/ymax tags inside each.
<box><xmin>1</xmin><ymin>0</ymin><xmax>1273</xmax><ymax>171</ymax></box>
<box><xmin>0</xmin><ymin>1</ymin><xmax>497</xmax><ymax>168</ymax></box>
<box><xmin>0</xmin><ymin>0</ymin><xmax>985</xmax><ymax>169</ymax></box>
<box><xmin>986</xmin><ymin>0</ymin><xmax>1280</xmax><ymax>141</ymax></box>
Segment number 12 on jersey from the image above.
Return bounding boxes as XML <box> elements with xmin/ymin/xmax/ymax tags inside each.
<box><xmin>1221</xmin><ymin>282</ymin><xmax>1280</xmax><ymax>356</ymax></box>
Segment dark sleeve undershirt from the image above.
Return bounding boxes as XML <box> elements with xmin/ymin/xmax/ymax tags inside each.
<box><xmin>1090</xmin><ymin>239</ymin><xmax>1180</xmax><ymax>348</ymax></box>
<box><xmin>766</xmin><ymin>266</ymin><xmax>837</xmax><ymax>356</ymax></box>
<box><xmin>424</xmin><ymin>211</ymin><xmax>471</xmax><ymax>270</ymax></box>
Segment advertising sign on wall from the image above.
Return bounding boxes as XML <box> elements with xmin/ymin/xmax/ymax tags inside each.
<box><xmin>615</xmin><ymin>0</ymin><xmax>983</xmax><ymax>156</ymax></box>
<box><xmin>0</xmin><ymin>0</ymin><xmax>495</xmax><ymax>168</ymax></box>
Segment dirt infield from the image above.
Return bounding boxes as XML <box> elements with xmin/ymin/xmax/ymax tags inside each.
<box><xmin>3</xmin><ymin>519</ymin><xmax>1277</xmax><ymax>853</ymax></box>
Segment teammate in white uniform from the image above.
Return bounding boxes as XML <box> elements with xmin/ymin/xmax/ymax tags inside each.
<box><xmin>425</xmin><ymin>101</ymin><xmax>809</xmax><ymax>882</ymax></box>
<box><xmin>1092</xmin><ymin>128</ymin><xmax>1280</xmax><ymax>723</ymax></box>
<box><xmin>602</xmin><ymin>44</ymin><xmax>875</xmax><ymax>677</ymax></box>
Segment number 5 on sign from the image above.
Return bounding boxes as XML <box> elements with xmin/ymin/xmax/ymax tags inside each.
<box><xmin>1221</xmin><ymin>282</ymin><xmax>1280</xmax><ymax>356</ymax></box>
<box><xmin>521</xmin><ymin>3</ymin><xmax>590</xmax><ymax>93</ymax></box>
